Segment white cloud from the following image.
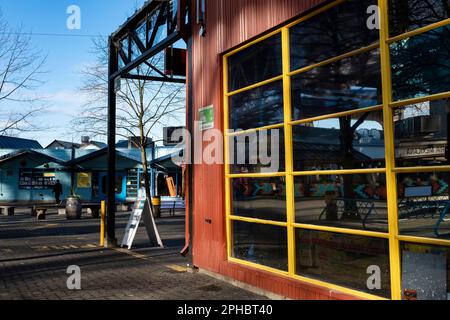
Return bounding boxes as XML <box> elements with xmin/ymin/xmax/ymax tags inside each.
<box><xmin>43</xmin><ymin>90</ymin><xmax>90</xmax><ymax>117</ymax></box>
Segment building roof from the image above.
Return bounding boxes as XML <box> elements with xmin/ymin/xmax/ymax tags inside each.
<box><xmin>79</xmin><ymin>141</ymin><xmax>107</xmax><ymax>150</ymax></box>
<box><xmin>0</xmin><ymin>149</ymin><xmax>66</xmax><ymax>165</ymax></box>
<box><xmin>0</xmin><ymin>136</ymin><xmax>42</xmax><ymax>149</ymax></box>
<box><xmin>45</xmin><ymin>140</ymin><xmax>81</xmax><ymax>149</ymax></box>
<box><xmin>150</xmin><ymin>150</ymin><xmax>183</xmax><ymax>171</ymax></box>
<box><xmin>65</xmin><ymin>148</ymin><xmax>144</xmax><ymax>166</ymax></box>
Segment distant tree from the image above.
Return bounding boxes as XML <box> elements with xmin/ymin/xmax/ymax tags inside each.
<box><xmin>0</xmin><ymin>10</ymin><xmax>46</xmax><ymax>136</ymax></box>
<box><xmin>72</xmin><ymin>37</ymin><xmax>185</xmax><ymax>199</ymax></box>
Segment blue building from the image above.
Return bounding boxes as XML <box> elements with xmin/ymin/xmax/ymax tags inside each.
<box><xmin>0</xmin><ymin>136</ymin><xmax>182</xmax><ymax>204</ymax></box>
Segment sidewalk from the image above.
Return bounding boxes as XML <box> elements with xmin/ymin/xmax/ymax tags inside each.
<box><xmin>0</xmin><ymin>209</ymin><xmax>265</xmax><ymax>300</ymax></box>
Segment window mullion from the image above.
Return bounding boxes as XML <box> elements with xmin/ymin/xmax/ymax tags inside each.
<box><xmin>282</xmin><ymin>27</ymin><xmax>296</xmax><ymax>277</ymax></box>
<box><xmin>378</xmin><ymin>0</ymin><xmax>402</xmax><ymax>301</ymax></box>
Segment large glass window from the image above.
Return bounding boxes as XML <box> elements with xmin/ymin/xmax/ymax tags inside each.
<box><xmin>391</xmin><ymin>25</ymin><xmax>450</xmax><ymax>101</ymax></box>
<box><xmin>230</xmin><ymin>81</ymin><xmax>284</xmax><ymax>131</ymax></box>
<box><xmin>295</xmin><ymin>174</ymin><xmax>388</xmax><ymax>232</ymax></box>
<box><xmin>397</xmin><ymin>171</ymin><xmax>450</xmax><ymax>239</ymax></box>
<box><xmin>296</xmin><ymin>230</ymin><xmax>391</xmax><ymax>298</ymax></box>
<box><xmin>228</xmin><ymin>34</ymin><xmax>282</xmax><ymax>92</ymax></box>
<box><xmin>290</xmin><ymin>0</ymin><xmax>379</xmax><ymax>71</ymax></box>
<box><xmin>293</xmin><ymin>111</ymin><xmax>385</xmax><ymax>172</ymax></box>
<box><xmin>291</xmin><ymin>49</ymin><xmax>382</xmax><ymax>121</ymax></box>
<box><xmin>401</xmin><ymin>242</ymin><xmax>450</xmax><ymax>300</ymax></box>
<box><xmin>224</xmin><ymin>0</ymin><xmax>450</xmax><ymax>300</ymax></box>
<box><xmin>389</xmin><ymin>0</ymin><xmax>450</xmax><ymax>37</ymax></box>
<box><xmin>229</xmin><ymin>129</ymin><xmax>285</xmax><ymax>174</ymax></box>
<box><xmin>232</xmin><ymin>220</ymin><xmax>288</xmax><ymax>271</ymax></box>
<box><xmin>394</xmin><ymin>99</ymin><xmax>450</xmax><ymax>167</ymax></box>
<box><xmin>231</xmin><ymin>177</ymin><xmax>287</xmax><ymax>222</ymax></box>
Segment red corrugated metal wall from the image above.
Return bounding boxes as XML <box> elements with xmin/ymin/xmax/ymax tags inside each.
<box><xmin>189</xmin><ymin>0</ymin><xmax>360</xmax><ymax>300</ymax></box>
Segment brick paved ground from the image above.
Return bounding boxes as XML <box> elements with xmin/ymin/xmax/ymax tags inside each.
<box><xmin>0</xmin><ymin>208</ymin><xmax>265</xmax><ymax>300</ymax></box>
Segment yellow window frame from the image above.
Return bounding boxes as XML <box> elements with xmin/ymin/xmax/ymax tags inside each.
<box><xmin>223</xmin><ymin>0</ymin><xmax>450</xmax><ymax>300</ymax></box>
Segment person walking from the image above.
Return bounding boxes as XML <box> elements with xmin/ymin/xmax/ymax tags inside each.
<box><xmin>52</xmin><ymin>180</ymin><xmax>63</xmax><ymax>204</ymax></box>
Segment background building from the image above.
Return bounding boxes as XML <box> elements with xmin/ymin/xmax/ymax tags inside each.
<box><xmin>0</xmin><ymin>136</ymin><xmax>183</xmax><ymax>204</ymax></box>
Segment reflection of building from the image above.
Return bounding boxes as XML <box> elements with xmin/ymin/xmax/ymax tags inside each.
<box><xmin>293</xmin><ymin>126</ymin><xmax>385</xmax><ymax>171</ymax></box>
<box><xmin>395</xmin><ymin>100</ymin><xmax>449</xmax><ymax>166</ymax></box>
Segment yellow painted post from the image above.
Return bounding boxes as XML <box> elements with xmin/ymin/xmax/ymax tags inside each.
<box><xmin>100</xmin><ymin>201</ymin><xmax>106</xmax><ymax>247</ymax></box>
<box><xmin>223</xmin><ymin>55</ymin><xmax>232</xmax><ymax>258</ymax></box>
<box><xmin>378</xmin><ymin>0</ymin><xmax>402</xmax><ymax>300</ymax></box>
<box><xmin>282</xmin><ymin>27</ymin><xmax>296</xmax><ymax>276</ymax></box>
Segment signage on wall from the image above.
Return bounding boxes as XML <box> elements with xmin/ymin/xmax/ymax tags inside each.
<box><xmin>397</xmin><ymin>144</ymin><xmax>446</xmax><ymax>159</ymax></box>
<box><xmin>199</xmin><ymin>105</ymin><xmax>214</xmax><ymax>131</ymax></box>
<box><xmin>77</xmin><ymin>172</ymin><xmax>92</xmax><ymax>188</ymax></box>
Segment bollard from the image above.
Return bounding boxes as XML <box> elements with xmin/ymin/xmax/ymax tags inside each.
<box><xmin>100</xmin><ymin>201</ymin><xmax>106</xmax><ymax>247</ymax></box>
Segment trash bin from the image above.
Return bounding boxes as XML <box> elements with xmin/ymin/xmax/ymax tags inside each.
<box><xmin>66</xmin><ymin>196</ymin><xmax>82</xmax><ymax>220</ymax></box>
<box><xmin>151</xmin><ymin>196</ymin><xmax>161</xmax><ymax>219</ymax></box>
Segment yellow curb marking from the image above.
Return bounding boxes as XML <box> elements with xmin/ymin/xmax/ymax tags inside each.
<box><xmin>113</xmin><ymin>248</ymin><xmax>187</xmax><ymax>273</ymax></box>
<box><xmin>31</xmin><ymin>243</ymin><xmax>98</xmax><ymax>251</ymax></box>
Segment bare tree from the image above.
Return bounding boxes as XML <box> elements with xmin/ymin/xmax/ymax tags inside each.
<box><xmin>72</xmin><ymin>37</ymin><xmax>185</xmax><ymax>199</ymax></box>
<box><xmin>0</xmin><ymin>10</ymin><xmax>47</xmax><ymax>136</ymax></box>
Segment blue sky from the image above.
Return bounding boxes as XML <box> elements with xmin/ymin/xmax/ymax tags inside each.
<box><xmin>0</xmin><ymin>0</ymin><xmax>146</xmax><ymax>146</ymax></box>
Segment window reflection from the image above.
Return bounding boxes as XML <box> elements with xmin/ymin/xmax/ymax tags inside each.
<box><xmin>401</xmin><ymin>242</ymin><xmax>450</xmax><ymax>300</ymax></box>
<box><xmin>394</xmin><ymin>99</ymin><xmax>450</xmax><ymax>167</ymax></box>
<box><xmin>290</xmin><ymin>0</ymin><xmax>379</xmax><ymax>71</ymax></box>
<box><xmin>391</xmin><ymin>25</ymin><xmax>450</xmax><ymax>101</ymax></box>
<box><xmin>291</xmin><ymin>49</ymin><xmax>382</xmax><ymax>121</ymax></box>
<box><xmin>294</xmin><ymin>174</ymin><xmax>388</xmax><ymax>232</ymax></box>
<box><xmin>389</xmin><ymin>0</ymin><xmax>450</xmax><ymax>37</ymax></box>
<box><xmin>230</xmin><ymin>81</ymin><xmax>284</xmax><ymax>131</ymax></box>
<box><xmin>232</xmin><ymin>177</ymin><xmax>286</xmax><ymax>222</ymax></box>
<box><xmin>228</xmin><ymin>34</ymin><xmax>283</xmax><ymax>92</ymax></box>
<box><xmin>233</xmin><ymin>221</ymin><xmax>288</xmax><ymax>271</ymax></box>
<box><xmin>229</xmin><ymin>129</ymin><xmax>285</xmax><ymax>174</ymax></box>
<box><xmin>296</xmin><ymin>229</ymin><xmax>391</xmax><ymax>298</ymax></box>
<box><xmin>293</xmin><ymin>111</ymin><xmax>386</xmax><ymax>172</ymax></box>
<box><xmin>397</xmin><ymin>171</ymin><xmax>450</xmax><ymax>239</ymax></box>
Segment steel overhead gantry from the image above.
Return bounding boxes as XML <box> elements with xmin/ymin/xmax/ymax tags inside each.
<box><xmin>107</xmin><ymin>0</ymin><xmax>190</xmax><ymax>246</ymax></box>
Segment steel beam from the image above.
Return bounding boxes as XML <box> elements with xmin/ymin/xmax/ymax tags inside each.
<box><xmin>107</xmin><ymin>36</ymin><xmax>118</xmax><ymax>247</ymax></box>
<box><xmin>122</xmin><ymin>74</ymin><xmax>186</xmax><ymax>84</ymax></box>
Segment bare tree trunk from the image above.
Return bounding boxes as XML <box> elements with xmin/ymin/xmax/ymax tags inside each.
<box><xmin>140</xmin><ymin>140</ymin><xmax>152</xmax><ymax>199</ymax></box>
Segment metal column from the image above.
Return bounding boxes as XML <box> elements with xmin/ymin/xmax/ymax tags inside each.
<box><xmin>107</xmin><ymin>36</ymin><xmax>118</xmax><ymax>247</ymax></box>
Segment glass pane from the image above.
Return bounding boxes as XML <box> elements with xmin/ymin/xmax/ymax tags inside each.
<box><xmin>401</xmin><ymin>242</ymin><xmax>450</xmax><ymax>300</ymax></box>
<box><xmin>397</xmin><ymin>171</ymin><xmax>450</xmax><ymax>239</ymax></box>
<box><xmin>231</xmin><ymin>177</ymin><xmax>286</xmax><ymax>222</ymax></box>
<box><xmin>391</xmin><ymin>25</ymin><xmax>450</xmax><ymax>101</ymax></box>
<box><xmin>228</xmin><ymin>34</ymin><xmax>282</xmax><ymax>92</ymax></box>
<box><xmin>294</xmin><ymin>174</ymin><xmax>388</xmax><ymax>232</ymax></box>
<box><xmin>291</xmin><ymin>49</ymin><xmax>382</xmax><ymax>121</ymax></box>
<box><xmin>394</xmin><ymin>99</ymin><xmax>450</xmax><ymax>167</ymax></box>
<box><xmin>389</xmin><ymin>0</ymin><xmax>450</xmax><ymax>37</ymax></box>
<box><xmin>290</xmin><ymin>0</ymin><xmax>379</xmax><ymax>71</ymax></box>
<box><xmin>296</xmin><ymin>229</ymin><xmax>391</xmax><ymax>298</ymax></box>
<box><xmin>293</xmin><ymin>111</ymin><xmax>386</xmax><ymax>172</ymax></box>
<box><xmin>229</xmin><ymin>80</ymin><xmax>284</xmax><ymax>131</ymax></box>
<box><xmin>229</xmin><ymin>129</ymin><xmax>285</xmax><ymax>174</ymax></box>
<box><xmin>232</xmin><ymin>220</ymin><xmax>288</xmax><ymax>271</ymax></box>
